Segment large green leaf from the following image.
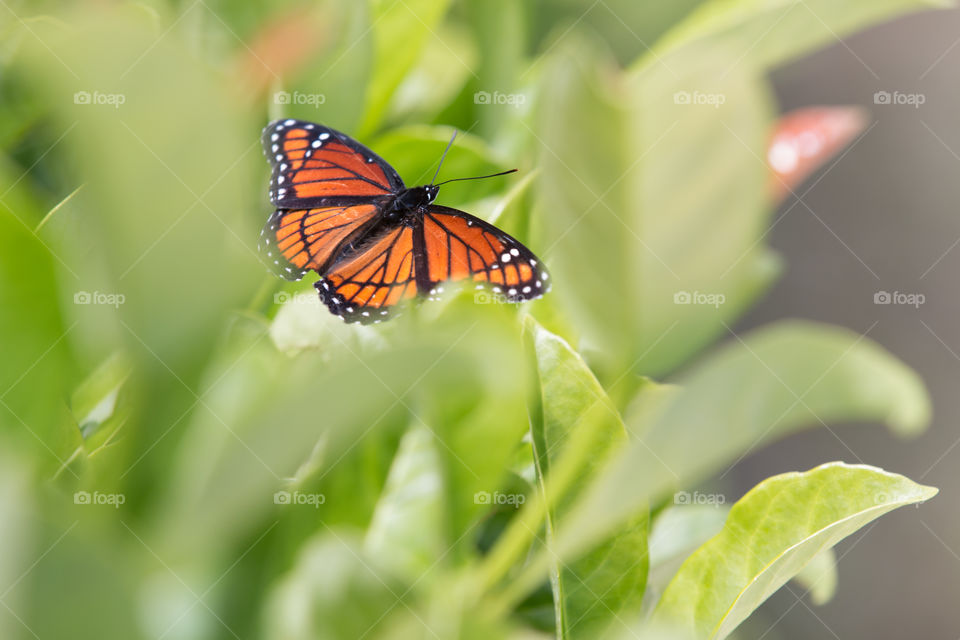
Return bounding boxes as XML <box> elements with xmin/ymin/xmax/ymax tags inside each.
<box><xmin>534</xmin><ymin>36</ymin><xmax>779</xmax><ymax>381</ymax></box>
<box><xmin>654</xmin><ymin>463</ymin><xmax>937</xmax><ymax>639</ymax></box>
<box><xmin>512</xmin><ymin>319</ymin><xmax>649</xmax><ymax>637</ymax></box>
<box><xmin>546</xmin><ymin>321</ymin><xmax>930</xmax><ymax>576</ymax></box>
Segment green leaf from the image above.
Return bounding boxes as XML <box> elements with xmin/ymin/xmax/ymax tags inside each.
<box><xmin>534</xmin><ymin>36</ymin><xmax>780</xmax><ymax>380</ymax></box>
<box><xmin>654</xmin><ymin>463</ymin><xmax>937</xmax><ymax>639</ymax></box>
<box><xmin>525</xmin><ymin>318</ymin><xmax>648</xmax><ymax>638</ymax></box>
<box><xmin>264</xmin><ymin>533</ymin><xmax>408</xmax><ymax>640</ymax></box>
<box><xmin>550</xmin><ymin>320</ymin><xmax>930</xmax><ymax>574</ymax></box>
<box><xmin>647</xmin><ymin>505</ymin><xmax>728</xmax><ymax>603</ymax></box>
<box><xmin>365</xmin><ymin>425</ymin><xmax>446</xmax><ymax>581</ymax></box>
<box><xmin>651</xmin><ymin>0</ymin><xmax>950</xmax><ymax>72</ymax></box>
<box><xmin>359</xmin><ymin>0</ymin><xmax>453</xmax><ymax>136</ymax></box>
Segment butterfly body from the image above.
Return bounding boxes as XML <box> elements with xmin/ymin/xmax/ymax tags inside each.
<box><xmin>259</xmin><ymin>119</ymin><xmax>549</xmax><ymax>323</ymax></box>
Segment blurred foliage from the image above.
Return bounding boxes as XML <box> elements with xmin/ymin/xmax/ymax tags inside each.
<box><xmin>0</xmin><ymin>0</ymin><xmax>947</xmax><ymax>639</ymax></box>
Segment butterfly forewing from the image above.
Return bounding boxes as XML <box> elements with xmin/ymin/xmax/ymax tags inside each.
<box><xmin>262</xmin><ymin>119</ymin><xmax>404</xmax><ymax>208</ymax></box>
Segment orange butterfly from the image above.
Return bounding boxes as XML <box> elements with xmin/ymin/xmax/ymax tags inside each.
<box><xmin>259</xmin><ymin>119</ymin><xmax>550</xmax><ymax>323</ymax></box>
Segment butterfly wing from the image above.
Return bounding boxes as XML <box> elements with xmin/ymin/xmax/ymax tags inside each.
<box><xmin>262</xmin><ymin>119</ymin><xmax>404</xmax><ymax>208</ymax></box>
<box><xmin>259</xmin><ymin>204</ymin><xmax>382</xmax><ymax>281</ymax></box>
<box><xmin>419</xmin><ymin>205</ymin><xmax>550</xmax><ymax>301</ymax></box>
<box><xmin>315</xmin><ymin>225</ymin><xmax>419</xmax><ymax>323</ymax></box>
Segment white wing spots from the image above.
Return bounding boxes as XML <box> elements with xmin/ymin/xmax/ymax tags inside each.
<box><xmin>529</xmin><ymin>259</ymin><xmax>537</xmax><ymax>266</ymax></box>
<box><xmin>542</xmin><ymin>272</ymin><xmax>549</xmax><ymax>280</ymax></box>
<box><xmin>311</xmin><ymin>139</ymin><xmax>323</xmax><ymax>148</ymax></box>
<box><xmin>271</xmin><ymin>133</ymin><xmax>279</xmax><ymax>142</ymax></box>
<box><xmin>278</xmin><ymin>176</ymin><xmax>285</xmax><ymax>184</ymax></box>
<box><xmin>275</xmin><ymin>154</ymin><xmax>283</xmax><ymax>162</ymax></box>
<box><xmin>535</xmin><ymin>280</ymin><xmax>541</xmax><ymax>287</ymax></box>
<box><xmin>510</xmin><ymin>248</ymin><xmax>520</xmax><ymax>257</ymax></box>
<box><xmin>501</xmin><ymin>252</ymin><xmax>511</xmax><ymax>262</ymax></box>
<box><xmin>277</xmin><ymin>188</ymin><xmax>287</xmax><ymax>197</ymax></box>
<box><xmin>284</xmin><ymin>118</ymin><xmax>296</xmax><ymax>125</ymax></box>
<box><xmin>319</xmin><ymin>132</ymin><xmax>330</xmax><ymax>140</ymax></box>
<box><xmin>271</xmin><ymin>144</ymin><xmax>279</xmax><ymax>152</ymax></box>
<box><xmin>305</xmin><ymin>124</ymin><xmax>315</xmax><ymax>130</ymax></box>
<box><xmin>508</xmin><ymin>288</ymin><xmax>517</xmax><ymax>296</ymax></box>
<box><xmin>522</xmin><ymin>286</ymin><xmax>531</xmax><ymax>294</ymax></box>
<box><xmin>280</xmin><ymin>163</ymin><xmax>288</xmax><ymax>171</ymax></box>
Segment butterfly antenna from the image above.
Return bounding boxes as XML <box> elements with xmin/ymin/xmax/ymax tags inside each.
<box><xmin>431</xmin><ymin>130</ymin><xmax>458</xmax><ymax>185</ymax></box>
<box><xmin>434</xmin><ymin>168</ymin><xmax>518</xmax><ymax>186</ymax></box>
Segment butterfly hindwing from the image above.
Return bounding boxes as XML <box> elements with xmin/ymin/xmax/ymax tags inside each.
<box><xmin>315</xmin><ymin>225</ymin><xmax>419</xmax><ymax>323</ymax></box>
<box><xmin>262</xmin><ymin>119</ymin><xmax>404</xmax><ymax>208</ymax></box>
<box><xmin>420</xmin><ymin>205</ymin><xmax>550</xmax><ymax>302</ymax></box>
<box><xmin>258</xmin><ymin>204</ymin><xmax>382</xmax><ymax>281</ymax></box>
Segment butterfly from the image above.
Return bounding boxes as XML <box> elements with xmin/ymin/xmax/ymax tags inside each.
<box><xmin>258</xmin><ymin>118</ymin><xmax>550</xmax><ymax>324</ymax></box>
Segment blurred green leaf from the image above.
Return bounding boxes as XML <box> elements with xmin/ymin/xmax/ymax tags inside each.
<box><xmin>548</xmin><ymin>321</ymin><xmax>931</xmax><ymax>578</ymax></box>
<box><xmin>264</xmin><ymin>532</ymin><xmax>408</xmax><ymax>640</ymax></box>
<box><xmin>0</xmin><ymin>156</ymin><xmax>74</xmax><ymax>472</ymax></box>
<box><xmin>654</xmin><ymin>463</ymin><xmax>937</xmax><ymax>639</ymax></box>
<box><xmin>653</xmin><ymin>0</ymin><xmax>950</xmax><ymax>72</ymax></box>
<box><xmin>365</xmin><ymin>425</ymin><xmax>446</xmax><ymax>580</ymax></box>
<box><xmin>792</xmin><ymin>546</ymin><xmax>837</xmax><ymax>606</ymax></box>
<box><xmin>360</xmin><ymin>0</ymin><xmax>453</xmax><ymax>136</ymax></box>
<box><xmin>535</xmin><ymin>36</ymin><xmax>780</xmax><ymax>380</ymax></box>
<box><xmin>646</xmin><ymin>505</ymin><xmax>728</xmax><ymax>604</ymax></box>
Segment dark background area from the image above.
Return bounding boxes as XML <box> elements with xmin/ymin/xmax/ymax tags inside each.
<box><xmin>734</xmin><ymin>7</ymin><xmax>960</xmax><ymax>638</ymax></box>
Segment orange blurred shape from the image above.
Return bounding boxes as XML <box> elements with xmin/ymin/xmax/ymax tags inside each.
<box><xmin>236</xmin><ymin>7</ymin><xmax>330</xmax><ymax>99</ymax></box>
<box><xmin>767</xmin><ymin>106</ymin><xmax>869</xmax><ymax>203</ymax></box>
